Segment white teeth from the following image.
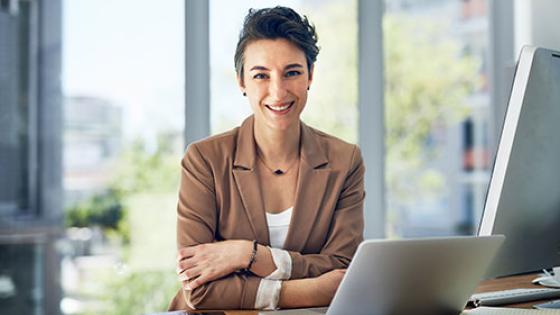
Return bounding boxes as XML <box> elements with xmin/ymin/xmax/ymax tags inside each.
<box><xmin>269</xmin><ymin>103</ymin><xmax>291</xmax><ymax>111</ymax></box>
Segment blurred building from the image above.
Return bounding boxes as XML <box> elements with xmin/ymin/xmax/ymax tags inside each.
<box><xmin>63</xmin><ymin>96</ymin><xmax>123</xmax><ymax>207</ymax></box>
<box><xmin>0</xmin><ymin>0</ymin><xmax>63</xmax><ymax>314</ymax></box>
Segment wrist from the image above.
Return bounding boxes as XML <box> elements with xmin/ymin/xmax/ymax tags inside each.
<box><xmin>237</xmin><ymin>240</ymin><xmax>253</xmax><ymax>270</ymax></box>
<box><xmin>308</xmin><ymin>276</ymin><xmax>321</xmax><ymax>295</ymax></box>
<box><xmin>278</xmin><ymin>278</ymin><xmax>317</xmax><ymax>308</ymax></box>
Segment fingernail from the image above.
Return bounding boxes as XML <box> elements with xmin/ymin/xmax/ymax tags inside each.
<box><xmin>185</xmin><ymin>284</ymin><xmax>192</xmax><ymax>291</ymax></box>
<box><xmin>178</xmin><ymin>274</ymin><xmax>188</xmax><ymax>281</ymax></box>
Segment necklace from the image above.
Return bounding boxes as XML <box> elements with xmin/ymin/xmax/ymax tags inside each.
<box><xmin>257</xmin><ymin>153</ymin><xmax>299</xmax><ymax>175</ymax></box>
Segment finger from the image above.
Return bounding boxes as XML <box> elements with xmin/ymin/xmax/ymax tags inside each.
<box><xmin>177</xmin><ymin>246</ymin><xmax>197</xmax><ymax>261</ymax></box>
<box><xmin>176</xmin><ymin>263</ymin><xmax>189</xmax><ymax>275</ymax></box>
<box><xmin>178</xmin><ymin>265</ymin><xmax>203</xmax><ymax>282</ymax></box>
<box><xmin>188</xmin><ymin>274</ymin><xmax>207</xmax><ymax>290</ymax></box>
<box><xmin>182</xmin><ymin>276</ymin><xmax>201</xmax><ymax>291</ymax></box>
<box><xmin>176</xmin><ymin>257</ymin><xmax>197</xmax><ymax>274</ymax></box>
<box><xmin>182</xmin><ymin>280</ymin><xmax>191</xmax><ymax>291</ymax></box>
<box><xmin>178</xmin><ymin>273</ymin><xmax>187</xmax><ymax>282</ymax></box>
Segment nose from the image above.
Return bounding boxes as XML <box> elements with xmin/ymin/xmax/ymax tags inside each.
<box><xmin>268</xmin><ymin>76</ymin><xmax>288</xmax><ymax>101</ymax></box>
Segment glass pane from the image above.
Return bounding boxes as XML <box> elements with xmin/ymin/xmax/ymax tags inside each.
<box><xmin>0</xmin><ymin>3</ymin><xmax>31</xmax><ymax>216</ymax></box>
<box><xmin>61</xmin><ymin>0</ymin><xmax>184</xmax><ymax>313</ymax></box>
<box><xmin>0</xmin><ymin>240</ymin><xmax>45</xmax><ymax>314</ymax></box>
<box><xmin>210</xmin><ymin>0</ymin><xmax>358</xmax><ymax>143</ymax></box>
<box><xmin>384</xmin><ymin>0</ymin><xmax>492</xmax><ymax>237</ymax></box>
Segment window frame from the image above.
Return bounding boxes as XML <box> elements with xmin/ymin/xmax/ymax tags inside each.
<box><xmin>0</xmin><ymin>0</ymin><xmax>39</xmax><ymax>218</ymax></box>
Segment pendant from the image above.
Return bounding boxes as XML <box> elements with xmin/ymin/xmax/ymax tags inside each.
<box><xmin>274</xmin><ymin>169</ymin><xmax>284</xmax><ymax>175</ymax></box>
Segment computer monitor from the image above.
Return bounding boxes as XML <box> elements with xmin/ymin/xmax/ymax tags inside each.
<box><xmin>478</xmin><ymin>46</ymin><xmax>560</xmax><ymax>278</ymax></box>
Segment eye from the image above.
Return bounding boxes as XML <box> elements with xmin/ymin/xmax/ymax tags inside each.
<box><xmin>253</xmin><ymin>73</ymin><xmax>268</xmax><ymax>80</ymax></box>
<box><xmin>285</xmin><ymin>70</ymin><xmax>302</xmax><ymax>78</ymax></box>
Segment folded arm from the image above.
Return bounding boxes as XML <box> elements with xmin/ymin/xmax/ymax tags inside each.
<box><xmin>173</xmin><ymin>143</ymin><xmax>264</xmax><ymax>309</ymax></box>
<box><xmin>172</xmin><ymin>143</ymin><xmax>364</xmax><ymax>310</ymax></box>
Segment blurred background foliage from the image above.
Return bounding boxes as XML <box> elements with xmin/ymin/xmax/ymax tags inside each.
<box><xmin>384</xmin><ymin>14</ymin><xmax>480</xmax><ymax>219</ymax></box>
<box><xmin>303</xmin><ymin>1</ymin><xmax>480</xmax><ymax>232</ymax></box>
<box><xmin>63</xmin><ymin>134</ymin><xmax>180</xmax><ymax>314</ymax></box>
<box><xmin>86</xmin><ymin>271</ymin><xmax>180</xmax><ymax>315</ymax></box>
<box><xmin>113</xmin><ymin>134</ymin><xmax>181</xmax><ymax>194</ymax></box>
<box><xmin>65</xmin><ymin>188</ymin><xmax>130</xmax><ymax>244</ymax></box>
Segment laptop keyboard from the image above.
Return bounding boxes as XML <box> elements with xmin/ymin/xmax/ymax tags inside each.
<box><xmin>469</xmin><ymin>288</ymin><xmax>560</xmax><ymax>306</ymax></box>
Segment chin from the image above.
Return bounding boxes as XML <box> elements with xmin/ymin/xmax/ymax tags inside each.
<box><xmin>269</xmin><ymin>123</ymin><xmax>290</xmax><ymax>131</ymax></box>
<box><xmin>266</xmin><ymin>118</ymin><xmax>298</xmax><ymax>131</ymax></box>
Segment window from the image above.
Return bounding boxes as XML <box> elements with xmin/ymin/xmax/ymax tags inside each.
<box><xmin>384</xmin><ymin>0</ymin><xmax>493</xmax><ymax>237</ymax></box>
<box><xmin>1</xmin><ymin>1</ymin><xmax>62</xmax><ymax>314</ymax></box>
<box><xmin>0</xmin><ymin>0</ymin><xmax>36</xmax><ymax>217</ymax></box>
<box><xmin>61</xmin><ymin>0</ymin><xmax>184</xmax><ymax>313</ymax></box>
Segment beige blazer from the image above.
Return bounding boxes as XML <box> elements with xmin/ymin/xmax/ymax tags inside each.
<box><xmin>168</xmin><ymin>116</ymin><xmax>365</xmax><ymax>310</ymax></box>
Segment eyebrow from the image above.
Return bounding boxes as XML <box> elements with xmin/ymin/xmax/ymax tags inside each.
<box><xmin>249</xmin><ymin>63</ymin><xmax>304</xmax><ymax>71</ymax></box>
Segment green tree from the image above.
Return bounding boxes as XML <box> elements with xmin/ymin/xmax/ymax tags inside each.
<box><xmin>65</xmin><ymin>188</ymin><xmax>130</xmax><ymax>243</ymax></box>
<box><xmin>112</xmin><ymin>133</ymin><xmax>181</xmax><ymax>194</ymax></box>
<box><xmin>86</xmin><ymin>270</ymin><xmax>180</xmax><ymax>315</ymax></box>
<box><xmin>303</xmin><ymin>3</ymin><xmax>480</xmax><ymax>235</ymax></box>
<box><xmin>384</xmin><ymin>15</ymin><xmax>479</xmax><ymax>234</ymax></box>
<box><xmin>301</xmin><ymin>1</ymin><xmax>359</xmax><ymax>143</ymax></box>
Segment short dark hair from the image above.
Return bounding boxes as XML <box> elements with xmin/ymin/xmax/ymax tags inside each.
<box><xmin>234</xmin><ymin>6</ymin><xmax>319</xmax><ymax>82</ymax></box>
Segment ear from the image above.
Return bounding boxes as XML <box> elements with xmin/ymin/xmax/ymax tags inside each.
<box><xmin>237</xmin><ymin>73</ymin><xmax>245</xmax><ymax>93</ymax></box>
<box><xmin>308</xmin><ymin>64</ymin><xmax>315</xmax><ymax>87</ymax></box>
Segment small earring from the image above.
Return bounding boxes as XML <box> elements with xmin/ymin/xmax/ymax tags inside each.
<box><xmin>307</xmin><ymin>87</ymin><xmax>310</xmax><ymax>91</ymax></box>
<box><xmin>243</xmin><ymin>92</ymin><xmax>247</xmax><ymax>96</ymax></box>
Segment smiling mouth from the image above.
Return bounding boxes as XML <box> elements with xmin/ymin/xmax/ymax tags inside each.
<box><xmin>265</xmin><ymin>101</ymin><xmax>294</xmax><ymax>114</ymax></box>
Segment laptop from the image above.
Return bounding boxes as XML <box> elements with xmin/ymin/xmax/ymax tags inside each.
<box><xmin>260</xmin><ymin>235</ymin><xmax>504</xmax><ymax>315</ymax></box>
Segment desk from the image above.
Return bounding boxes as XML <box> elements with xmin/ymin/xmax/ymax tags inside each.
<box><xmin>473</xmin><ymin>273</ymin><xmax>551</xmax><ymax>309</ymax></box>
<box><xmin>157</xmin><ymin>274</ymin><xmax>554</xmax><ymax>314</ymax></box>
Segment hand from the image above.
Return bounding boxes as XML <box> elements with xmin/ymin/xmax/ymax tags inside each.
<box><xmin>176</xmin><ymin>240</ymin><xmax>252</xmax><ymax>290</ymax></box>
<box><xmin>311</xmin><ymin>269</ymin><xmax>346</xmax><ymax>306</ymax></box>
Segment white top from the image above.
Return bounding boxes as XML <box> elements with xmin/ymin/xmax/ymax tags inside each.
<box><xmin>266</xmin><ymin>207</ymin><xmax>293</xmax><ymax>248</ymax></box>
<box><xmin>253</xmin><ymin>207</ymin><xmax>294</xmax><ymax>310</ymax></box>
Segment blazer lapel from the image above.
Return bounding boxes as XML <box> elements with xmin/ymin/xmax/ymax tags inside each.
<box><xmin>284</xmin><ymin>122</ymin><xmax>330</xmax><ymax>252</ymax></box>
<box><xmin>232</xmin><ymin>116</ymin><xmax>270</xmax><ymax>245</ymax></box>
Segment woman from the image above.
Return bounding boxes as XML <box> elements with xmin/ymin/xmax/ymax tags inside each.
<box><xmin>168</xmin><ymin>6</ymin><xmax>364</xmax><ymax>310</ymax></box>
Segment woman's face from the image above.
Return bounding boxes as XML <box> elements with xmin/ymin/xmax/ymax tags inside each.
<box><xmin>239</xmin><ymin>38</ymin><xmax>313</xmax><ymax>132</ymax></box>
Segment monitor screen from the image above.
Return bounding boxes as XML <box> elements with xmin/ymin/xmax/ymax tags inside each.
<box><xmin>478</xmin><ymin>46</ymin><xmax>560</xmax><ymax>278</ymax></box>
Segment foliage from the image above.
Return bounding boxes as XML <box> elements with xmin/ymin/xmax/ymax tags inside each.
<box><xmin>112</xmin><ymin>134</ymin><xmax>181</xmax><ymax>194</ymax></box>
<box><xmin>300</xmin><ymin>4</ymin><xmax>481</xmax><ymax>234</ymax></box>
<box><xmin>64</xmin><ymin>132</ymin><xmax>180</xmax><ymax>255</ymax></box>
<box><xmin>383</xmin><ymin>15</ymin><xmax>480</xmax><ymax>227</ymax></box>
<box><xmin>384</xmin><ymin>15</ymin><xmax>478</xmax><ymax>163</ymax></box>
<box><xmin>301</xmin><ymin>2</ymin><xmax>358</xmax><ymax>143</ymax></box>
<box><xmin>85</xmin><ymin>270</ymin><xmax>180</xmax><ymax>315</ymax></box>
<box><xmin>65</xmin><ymin>188</ymin><xmax>130</xmax><ymax>242</ymax></box>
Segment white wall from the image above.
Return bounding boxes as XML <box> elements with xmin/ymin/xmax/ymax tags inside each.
<box><xmin>515</xmin><ymin>0</ymin><xmax>560</xmax><ymax>52</ymax></box>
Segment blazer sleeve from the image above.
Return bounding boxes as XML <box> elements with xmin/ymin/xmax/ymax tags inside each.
<box><xmin>172</xmin><ymin>143</ymin><xmax>261</xmax><ymax>310</ymax></box>
<box><xmin>288</xmin><ymin>145</ymin><xmax>365</xmax><ymax>279</ymax></box>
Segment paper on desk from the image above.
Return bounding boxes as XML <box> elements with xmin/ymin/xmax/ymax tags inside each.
<box><xmin>462</xmin><ymin>307</ymin><xmax>560</xmax><ymax>314</ymax></box>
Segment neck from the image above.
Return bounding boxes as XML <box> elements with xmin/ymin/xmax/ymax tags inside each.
<box><xmin>254</xmin><ymin>120</ymin><xmax>300</xmax><ymax>165</ymax></box>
